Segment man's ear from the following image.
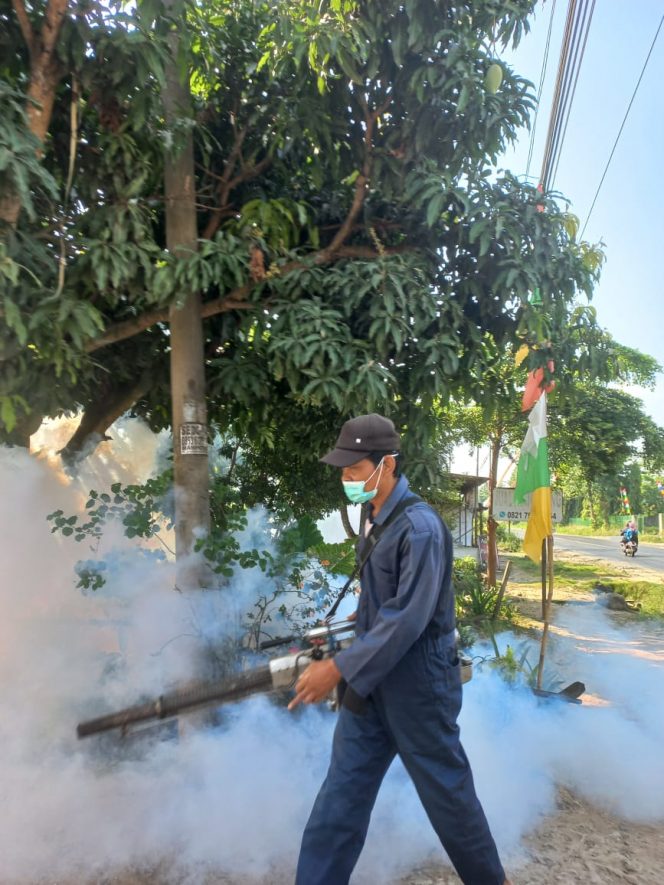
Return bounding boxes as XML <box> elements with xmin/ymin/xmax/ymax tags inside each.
<box><xmin>384</xmin><ymin>454</ymin><xmax>397</xmax><ymax>476</ymax></box>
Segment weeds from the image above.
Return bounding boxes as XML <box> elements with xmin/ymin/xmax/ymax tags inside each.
<box><xmin>496</xmin><ymin>523</ymin><xmax>522</xmax><ymax>553</ymax></box>
<box><xmin>594</xmin><ymin>580</ymin><xmax>664</xmax><ymax>618</ymax></box>
<box><xmin>489</xmin><ymin>644</ymin><xmax>537</xmax><ymax>686</ymax></box>
<box><xmin>453</xmin><ymin>557</ymin><xmax>515</xmax><ymax>623</ymax></box>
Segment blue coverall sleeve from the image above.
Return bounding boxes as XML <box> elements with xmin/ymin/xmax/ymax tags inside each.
<box><xmin>334</xmin><ymin>524</ymin><xmax>445</xmax><ymax>698</ymax></box>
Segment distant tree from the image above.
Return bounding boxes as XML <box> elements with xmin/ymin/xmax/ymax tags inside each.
<box><xmin>639</xmin><ymin>468</ymin><xmax>664</xmax><ymax>517</ymax></box>
<box><xmin>550</xmin><ymin>384</ymin><xmax>664</xmax><ymax>526</ymax></box>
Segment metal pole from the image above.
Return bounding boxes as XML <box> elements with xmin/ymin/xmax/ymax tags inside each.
<box><xmin>536</xmin><ymin>535</ymin><xmax>555</xmax><ymax>690</ymax></box>
<box><xmin>541</xmin><ymin>537</ymin><xmax>547</xmax><ymax>620</ymax></box>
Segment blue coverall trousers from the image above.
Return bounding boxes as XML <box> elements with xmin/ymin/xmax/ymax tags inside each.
<box><xmin>295</xmin><ymin>633</ymin><xmax>505</xmax><ymax>885</ymax></box>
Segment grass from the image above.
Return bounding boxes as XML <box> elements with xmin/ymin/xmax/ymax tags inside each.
<box><xmin>501</xmin><ymin>551</ymin><xmax>664</xmax><ymax>619</ymax></box>
<box><xmin>503</xmin><ymin>552</ymin><xmax>609</xmax><ymax>586</ymax></box>
<box><xmin>554</xmin><ymin>524</ymin><xmax>619</xmax><ymax>538</ymax></box>
<box><xmin>555</xmin><ymin>524</ymin><xmax>664</xmax><ymax>543</ymax></box>
<box><xmin>595</xmin><ymin>579</ymin><xmax>664</xmax><ymax>617</ymax></box>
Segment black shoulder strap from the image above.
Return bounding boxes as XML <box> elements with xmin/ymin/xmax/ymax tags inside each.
<box><xmin>365</xmin><ymin>493</ymin><xmax>422</xmax><ymax>546</ymax></box>
<box><xmin>325</xmin><ymin>494</ymin><xmax>422</xmax><ymax>621</ymax></box>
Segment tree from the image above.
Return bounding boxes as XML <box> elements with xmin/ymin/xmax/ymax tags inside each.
<box><xmin>0</xmin><ymin>0</ymin><xmax>69</xmax><ymax>227</ymax></box>
<box><xmin>638</xmin><ymin>467</ymin><xmax>664</xmax><ymax>518</ymax></box>
<box><xmin>161</xmin><ymin>0</ymin><xmax>210</xmax><ymax>562</ymax></box>
<box><xmin>2</xmin><ymin>0</ymin><xmax>606</xmax><ymax>520</ymax></box>
<box><xmin>549</xmin><ymin>384</ymin><xmax>664</xmax><ymax>518</ymax></box>
<box><xmin>443</xmin><ymin>344</ymin><xmax>528</xmax><ymax>584</ymax></box>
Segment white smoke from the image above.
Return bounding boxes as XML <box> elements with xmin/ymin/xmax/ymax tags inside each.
<box><xmin>0</xmin><ymin>419</ymin><xmax>663</xmax><ymax>883</ymax></box>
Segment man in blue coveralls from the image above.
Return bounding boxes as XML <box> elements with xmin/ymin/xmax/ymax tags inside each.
<box><xmin>289</xmin><ymin>414</ymin><xmax>511</xmax><ymax>885</ymax></box>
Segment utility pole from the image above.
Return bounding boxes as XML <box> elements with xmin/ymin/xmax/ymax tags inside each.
<box><xmin>162</xmin><ymin>0</ymin><xmax>210</xmax><ymax>578</ymax></box>
<box><xmin>487</xmin><ymin>432</ymin><xmax>501</xmax><ymax>587</ymax></box>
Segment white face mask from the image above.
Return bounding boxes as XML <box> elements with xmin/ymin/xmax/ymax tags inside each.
<box><xmin>342</xmin><ymin>459</ymin><xmax>385</xmax><ymax>504</ymax></box>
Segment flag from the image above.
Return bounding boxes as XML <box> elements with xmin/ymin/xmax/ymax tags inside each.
<box><xmin>514</xmin><ymin>391</ymin><xmax>552</xmax><ymax>562</ymax></box>
<box><xmin>521</xmin><ymin>363</ymin><xmax>555</xmax><ymax>411</ymax></box>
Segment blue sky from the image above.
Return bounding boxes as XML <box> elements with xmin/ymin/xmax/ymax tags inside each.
<box><xmin>501</xmin><ymin>0</ymin><xmax>664</xmax><ymax>423</ymax></box>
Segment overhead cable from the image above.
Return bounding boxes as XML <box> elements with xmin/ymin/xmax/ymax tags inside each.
<box><xmin>549</xmin><ymin>0</ymin><xmax>596</xmax><ymax>189</ymax></box>
<box><xmin>525</xmin><ymin>0</ymin><xmax>558</xmax><ymax>180</ymax></box>
<box><xmin>581</xmin><ymin>13</ymin><xmax>664</xmax><ymax>239</ymax></box>
<box><xmin>539</xmin><ymin>0</ymin><xmax>595</xmax><ymax>194</ymax></box>
<box><xmin>538</xmin><ymin>0</ymin><xmax>578</xmax><ymax>192</ymax></box>
<box><xmin>545</xmin><ymin>0</ymin><xmax>593</xmax><ymax>190</ymax></box>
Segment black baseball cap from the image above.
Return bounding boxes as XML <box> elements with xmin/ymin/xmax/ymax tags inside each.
<box><xmin>320</xmin><ymin>414</ymin><xmax>400</xmax><ymax>467</ymax></box>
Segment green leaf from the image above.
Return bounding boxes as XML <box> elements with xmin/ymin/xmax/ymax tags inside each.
<box><xmin>426</xmin><ymin>191</ymin><xmax>446</xmax><ymax>227</ymax></box>
<box><xmin>3</xmin><ymin>298</ymin><xmax>27</xmax><ymax>344</ymax></box>
<box><xmin>457</xmin><ymin>83</ymin><xmax>470</xmax><ymax>114</ymax></box>
<box><xmin>0</xmin><ymin>397</ymin><xmax>17</xmax><ymax>433</ymax></box>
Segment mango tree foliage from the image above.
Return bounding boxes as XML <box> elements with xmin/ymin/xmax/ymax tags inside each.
<box><xmin>1</xmin><ymin>0</ymin><xmax>605</xmax><ymax>503</ymax></box>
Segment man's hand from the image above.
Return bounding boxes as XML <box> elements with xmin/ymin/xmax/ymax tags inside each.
<box><xmin>288</xmin><ymin>658</ymin><xmax>342</xmax><ymax>710</ymax></box>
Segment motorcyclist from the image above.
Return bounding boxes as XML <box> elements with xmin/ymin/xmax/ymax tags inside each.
<box><xmin>620</xmin><ymin>520</ymin><xmax>639</xmax><ymax>553</ymax></box>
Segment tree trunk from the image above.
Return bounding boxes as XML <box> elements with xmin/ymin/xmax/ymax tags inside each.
<box><xmin>4</xmin><ymin>409</ymin><xmax>44</xmax><ymax>448</ymax></box>
<box><xmin>339</xmin><ymin>504</ymin><xmax>357</xmax><ymax>539</ymax></box>
<box><xmin>2</xmin><ymin>0</ymin><xmax>69</xmax><ymax>226</ymax></box>
<box><xmin>486</xmin><ymin>432</ymin><xmax>501</xmax><ymax>587</ymax></box>
<box><xmin>162</xmin><ymin>0</ymin><xmax>210</xmax><ymax>576</ymax></box>
<box><xmin>60</xmin><ymin>374</ymin><xmax>152</xmax><ymax>463</ymax></box>
<box><xmin>587</xmin><ymin>482</ymin><xmax>596</xmax><ymax>526</ymax></box>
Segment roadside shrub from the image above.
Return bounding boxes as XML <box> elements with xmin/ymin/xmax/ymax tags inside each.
<box><xmin>453</xmin><ymin>556</ymin><xmax>514</xmax><ymax>622</ymax></box>
<box><xmin>490</xmin><ymin>644</ymin><xmax>533</xmax><ymax>686</ymax></box>
<box><xmin>594</xmin><ymin>580</ymin><xmax>664</xmax><ymax>618</ymax></box>
<box><xmin>496</xmin><ymin>522</ymin><xmax>521</xmax><ymax>552</ymax></box>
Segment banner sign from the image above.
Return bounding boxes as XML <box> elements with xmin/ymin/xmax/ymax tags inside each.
<box><xmin>492</xmin><ymin>487</ymin><xmax>563</xmax><ymax>522</ymax></box>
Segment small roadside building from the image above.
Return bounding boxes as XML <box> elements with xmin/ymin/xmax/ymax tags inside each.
<box><xmin>442</xmin><ymin>473</ymin><xmax>489</xmax><ymax>547</ymax></box>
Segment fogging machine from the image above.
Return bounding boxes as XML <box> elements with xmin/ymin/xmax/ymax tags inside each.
<box><xmin>76</xmin><ymin>619</ymin><xmax>473</xmax><ymax>739</ymax></box>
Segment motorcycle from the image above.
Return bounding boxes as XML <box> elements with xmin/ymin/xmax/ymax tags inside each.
<box><xmin>620</xmin><ymin>531</ymin><xmax>638</xmax><ymax>557</ymax></box>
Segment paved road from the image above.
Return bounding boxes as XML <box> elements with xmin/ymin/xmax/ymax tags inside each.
<box><xmin>554</xmin><ymin>533</ymin><xmax>664</xmax><ymax>576</ymax></box>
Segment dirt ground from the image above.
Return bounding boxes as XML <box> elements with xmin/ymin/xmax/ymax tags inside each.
<box><xmin>399</xmin><ymin>787</ymin><xmax>664</xmax><ymax>885</ymax></box>
<box><xmin>89</xmin><ymin>788</ymin><xmax>664</xmax><ymax>885</ymax></box>
<box><xmin>507</xmin><ymin>544</ymin><xmax>664</xmax><ymax>618</ymax></box>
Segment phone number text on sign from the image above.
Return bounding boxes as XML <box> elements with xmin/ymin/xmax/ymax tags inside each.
<box><xmin>497</xmin><ymin>509</ymin><xmax>561</xmax><ymax>521</ymax></box>
<box><xmin>491</xmin><ymin>487</ymin><xmax>562</xmax><ymax>523</ymax></box>
<box><xmin>500</xmin><ymin>510</ymin><xmax>529</xmax><ymax>521</ymax></box>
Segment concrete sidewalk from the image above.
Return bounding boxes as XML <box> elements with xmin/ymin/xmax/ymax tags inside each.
<box><xmin>453</xmin><ymin>545</ymin><xmax>478</xmax><ymax>560</ymax></box>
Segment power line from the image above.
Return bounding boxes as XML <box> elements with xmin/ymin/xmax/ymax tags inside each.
<box><xmin>539</xmin><ymin>0</ymin><xmax>578</xmax><ymax>190</ymax></box>
<box><xmin>581</xmin><ymin>13</ymin><xmax>664</xmax><ymax>239</ymax></box>
<box><xmin>549</xmin><ymin>0</ymin><xmax>596</xmax><ymax>190</ymax></box>
<box><xmin>540</xmin><ymin>0</ymin><xmax>595</xmax><ymax>193</ymax></box>
<box><xmin>525</xmin><ymin>0</ymin><xmax>558</xmax><ymax>179</ymax></box>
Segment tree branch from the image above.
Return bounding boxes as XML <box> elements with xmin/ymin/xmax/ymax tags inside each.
<box><xmin>198</xmin><ymin>124</ymin><xmax>249</xmax><ymax>242</ymax></box>
<box><xmin>41</xmin><ymin>0</ymin><xmax>69</xmax><ymax>57</ymax></box>
<box><xmin>227</xmin><ymin>154</ymin><xmax>273</xmax><ymax>194</ymax></box>
<box><xmin>219</xmin><ymin>126</ymin><xmax>248</xmax><ymax>196</ymax></box>
<box><xmin>85</xmin><ymin>244</ymin><xmax>410</xmax><ymax>354</ymax></box>
<box><xmin>60</xmin><ymin>371</ymin><xmax>153</xmax><ymax>460</ymax></box>
<box><xmin>202</xmin><ymin>152</ymin><xmax>273</xmax><ymax>240</ymax></box>
<box><xmin>334</xmin><ymin>244</ymin><xmax>408</xmax><ymax>259</ymax></box>
<box><xmin>12</xmin><ymin>0</ymin><xmax>35</xmax><ymax>55</ymax></box>
<box><xmin>315</xmin><ymin>93</ymin><xmax>392</xmax><ymax>263</ymax></box>
<box><xmin>340</xmin><ymin>504</ymin><xmax>357</xmax><ymax>539</ymax></box>
<box><xmin>85</xmin><ymin>296</ymin><xmax>255</xmax><ymax>353</ymax></box>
